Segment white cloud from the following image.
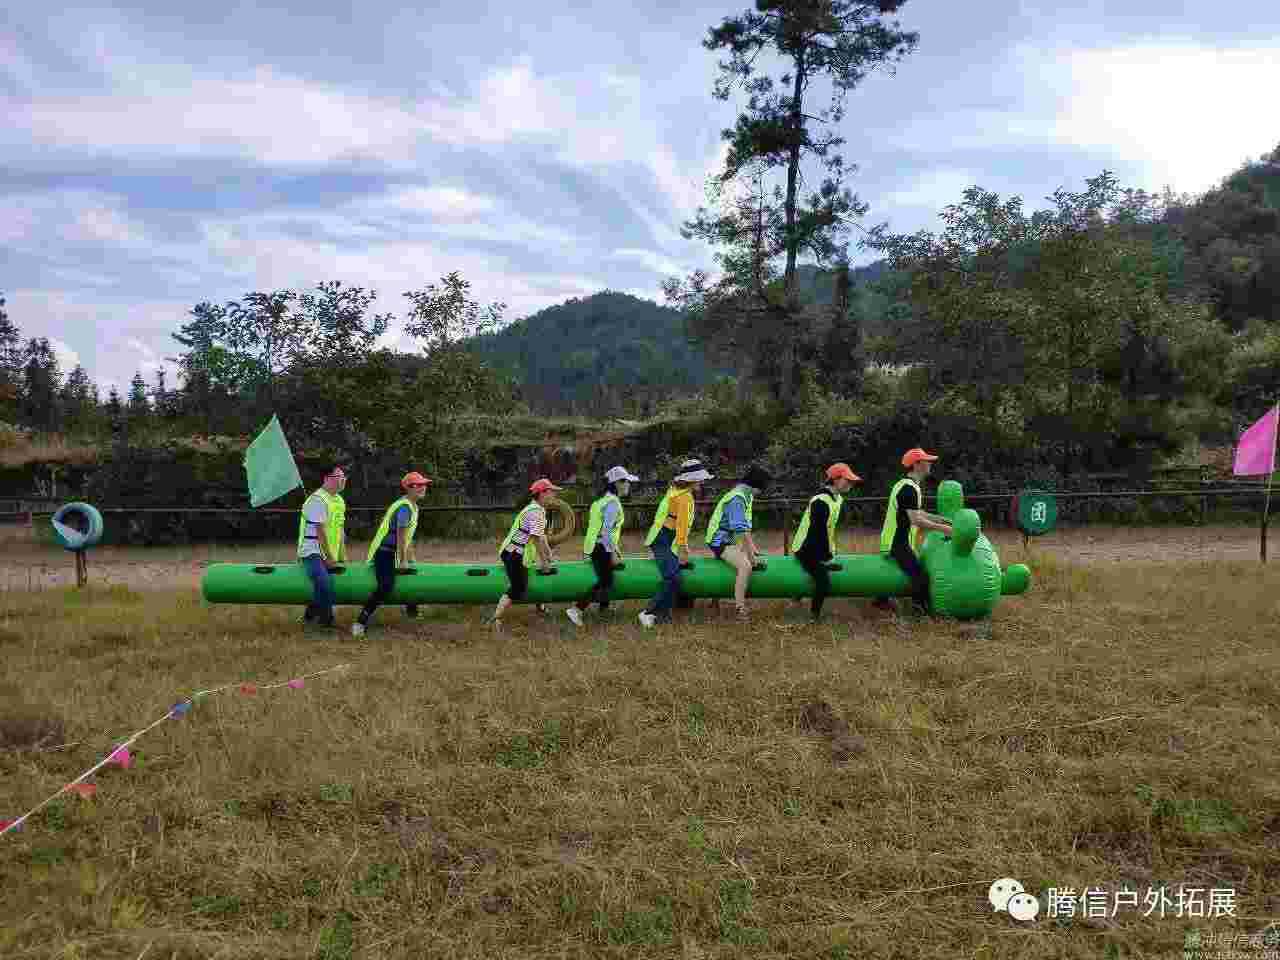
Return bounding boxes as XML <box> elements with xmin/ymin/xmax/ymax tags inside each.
<box><xmin>379</xmin><ymin>186</ymin><xmax>496</xmax><ymax>220</ymax></box>
<box><xmin>1042</xmin><ymin>43</ymin><xmax>1280</xmax><ymax>193</ymax></box>
<box><xmin>48</xmin><ymin>337</ymin><xmax>80</xmax><ymax>373</ymax></box>
<box><xmin>610</xmin><ymin>248</ymin><xmax>685</xmax><ymax>278</ymax></box>
<box><xmin>0</xmin><ymin>189</ymin><xmax>151</xmax><ymax>256</ymax></box>
<box><xmin>884</xmin><ymin>41</ymin><xmax>1280</xmax><ymax>196</ymax></box>
<box><xmin>8</xmin><ymin>65</ymin><xmax>425</xmax><ymax>168</ymax></box>
<box><xmin>884</xmin><ymin>169</ymin><xmax>981</xmax><ymax>211</ymax></box>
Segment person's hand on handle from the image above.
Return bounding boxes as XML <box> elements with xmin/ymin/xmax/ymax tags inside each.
<box><xmin>678</xmin><ymin>546</ymin><xmax>689</xmax><ymax>565</ymax></box>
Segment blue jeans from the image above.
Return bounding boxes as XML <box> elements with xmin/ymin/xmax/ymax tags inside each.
<box><xmin>301</xmin><ymin>555</ymin><xmax>335</xmax><ymax>623</ymax></box>
<box><xmin>646</xmin><ymin>527</ymin><xmax>681</xmax><ymax>620</ymax></box>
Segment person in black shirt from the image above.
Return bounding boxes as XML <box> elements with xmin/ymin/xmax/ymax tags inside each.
<box><xmin>792</xmin><ymin>463</ymin><xmax>861</xmax><ymax>622</ymax></box>
<box><xmin>874</xmin><ymin>448</ymin><xmax>954</xmax><ymax>615</ymax></box>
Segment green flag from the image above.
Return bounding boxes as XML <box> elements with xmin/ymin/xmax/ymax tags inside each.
<box><xmin>244</xmin><ymin>415</ymin><xmax>303</xmax><ymax>507</ymax></box>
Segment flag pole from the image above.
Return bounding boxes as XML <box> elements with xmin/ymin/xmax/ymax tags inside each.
<box><xmin>1264</xmin><ymin>402</ymin><xmax>1279</xmax><ymax>564</ymax></box>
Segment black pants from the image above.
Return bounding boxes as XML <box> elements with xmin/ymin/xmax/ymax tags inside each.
<box><xmin>502</xmin><ymin>548</ymin><xmax>529</xmax><ymax>601</ymax></box>
<box><xmin>889</xmin><ymin>540</ymin><xmax>930</xmax><ymax>611</ymax></box>
<box><xmin>796</xmin><ymin>552</ymin><xmax>831</xmax><ymax>617</ymax></box>
<box><xmin>358</xmin><ymin>549</ymin><xmax>419</xmax><ymax>625</ymax></box>
<box><xmin>576</xmin><ymin>543</ymin><xmax>615</xmax><ymax>610</ymax></box>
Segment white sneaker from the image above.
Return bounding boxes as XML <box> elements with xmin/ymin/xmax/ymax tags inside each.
<box><xmin>351</xmin><ymin>623</ymin><xmax>366</xmax><ymax>639</ymax></box>
<box><xmin>638</xmin><ymin>612</ymin><xmax>657</xmax><ymax>628</ymax></box>
<box><xmin>565</xmin><ymin>607</ymin><xmax>584</xmax><ymax>627</ymax></box>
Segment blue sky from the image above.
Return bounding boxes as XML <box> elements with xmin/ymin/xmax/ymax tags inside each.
<box><xmin>3</xmin><ymin>0</ymin><xmax>1278</xmax><ymax>396</ymax></box>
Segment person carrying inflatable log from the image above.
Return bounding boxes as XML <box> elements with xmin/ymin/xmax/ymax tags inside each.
<box><xmin>792</xmin><ymin>462</ymin><xmax>861</xmax><ymax>622</ymax></box>
<box><xmin>874</xmin><ymin>448</ymin><xmax>953</xmax><ymax>616</ymax></box>
<box><xmin>298</xmin><ymin>465</ymin><xmax>348</xmax><ymax>629</ymax></box>
<box><xmin>639</xmin><ymin>458</ymin><xmax>713</xmax><ymax>628</ymax></box>
<box><xmin>567</xmin><ymin>465</ymin><xmax>638</xmax><ymax>626</ymax></box>
<box><xmin>706</xmin><ymin>465</ymin><xmax>771</xmax><ymax>622</ymax></box>
<box><xmin>488</xmin><ymin>478</ymin><xmax>561</xmax><ymax>628</ymax></box>
<box><xmin>352</xmin><ymin>471</ymin><xmax>431</xmax><ymax>638</ymax></box>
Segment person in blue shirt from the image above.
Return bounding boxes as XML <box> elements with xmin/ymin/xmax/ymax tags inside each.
<box><xmin>706</xmin><ymin>465</ymin><xmax>771</xmax><ymax>621</ymax></box>
<box><xmin>353</xmin><ymin>472</ymin><xmax>430</xmax><ymax>638</ymax></box>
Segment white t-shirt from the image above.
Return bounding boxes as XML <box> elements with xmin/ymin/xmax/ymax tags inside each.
<box><xmin>508</xmin><ymin>505</ymin><xmax>547</xmax><ymax>553</ymax></box>
<box><xmin>298</xmin><ymin>494</ymin><xmax>329</xmax><ymax>558</ymax></box>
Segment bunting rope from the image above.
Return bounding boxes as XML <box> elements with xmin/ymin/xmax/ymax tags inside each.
<box><xmin>0</xmin><ymin>661</ymin><xmax>353</xmax><ymax>838</ymax></box>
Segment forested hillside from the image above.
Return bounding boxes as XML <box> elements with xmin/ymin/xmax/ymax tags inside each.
<box><xmin>466</xmin><ymin>292</ymin><xmax>723</xmax><ymax>416</ymax></box>
<box><xmin>3</xmin><ymin>147</ymin><xmax>1279</xmax><ymax>498</ymax></box>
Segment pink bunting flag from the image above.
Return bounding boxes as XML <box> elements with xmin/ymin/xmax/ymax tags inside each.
<box><xmin>1233</xmin><ymin>405</ymin><xmax>1279</xmax><ymax>476</ymax></box>
<box><xmin>287</xmin><ymin>678</ymin><xmax>305</xmax><ymax>690</ymax></box>
<box><xmin>240</xmin><ymin>683</ymin><xmax>258</xmax><ymax>695</ymax></box>
<box><xmin>0</xmin><ymin>818</ymin><xmax>21</xmax><ymax>833</ymax></box>
<box><xmin>68</xmin><ymin>783</ymin><xmax>97</xmax><ymax>799</ymax></box>
<box><xmin>108</xmin><ymin>747</ymin><xmax>132</xmax><ymax>769</ymax></box>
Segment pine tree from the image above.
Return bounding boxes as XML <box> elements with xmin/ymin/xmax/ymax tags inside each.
<box><xmin>60</xmin><ymin>364</ymin><xmax>94</xmax><ymax>433</ymax></box>
<box><xmin>128</xmin><ymin>371</ymin><xmax>150</xmax><ymax>419</ymax></box>
<box><xmin>20</xmin><ymin>338</ymin><xmax>62</xmax><ymax>431</ymax></box>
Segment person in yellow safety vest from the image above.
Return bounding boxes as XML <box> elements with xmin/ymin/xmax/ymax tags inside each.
<box><xmin>352</xmin><ymin>471</ymin><xmax>431</xmax><ymax>638</ymax></box>
<box><xmin>705</xmin><ymin>464</ymin><xmax>772</xmax><ymax>622</ymax></box>
<box><xmin>872</xmin><ymin>448</ymin><xmax>954</xmax><ymax>616</ymax></box>
<box><xmin>566</xmin><ymin>465</ymin><xmax>638</xmax><ymax>627</ymax></box>
<box><xmin>639</xmin><ymin>458</ymin><xmax>713</xmax><ymax>628</ymax></box>
<box><xmin>487</xmin><ymin>478</ymin><xmax>561</xmax><ymax>628</ymax></box>
<box><xmin>792</xmin><ymin>463</ymin><xmax>861</xmax><ymax>622</ymax></box>
<box><xmin>297</xmin><ymin>465</ymin><xmax>348</xmax><ymax>629</ymax></box>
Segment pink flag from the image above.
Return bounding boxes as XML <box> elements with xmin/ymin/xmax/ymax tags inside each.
<box><xmin>1234</xmin><ymin>405</ymin><xmax>1279</xmax><ymax>476</ymax></box>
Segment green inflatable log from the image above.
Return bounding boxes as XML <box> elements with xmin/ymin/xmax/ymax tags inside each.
<box><xmin>201</xmin><ymin>481</ymin><xmax>1031</xmax><ymax>620</ymax></box>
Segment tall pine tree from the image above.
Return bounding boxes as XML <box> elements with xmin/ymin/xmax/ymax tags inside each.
<box><xmin>671</xmin><ymin>0</ymin><xmax>918</xmax><ymax>410</ymax></box>
<box><xmin>20</xmin><ymin>338</ymin><xmax>61</xmax><ymax>432</ymax></box>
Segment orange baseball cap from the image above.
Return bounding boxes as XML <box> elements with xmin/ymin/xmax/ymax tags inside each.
<box><xmin>901</xmin><ymin>448</ymin><xmax>939</xmax><ymax>468</ymax></box>
<box><xmin>826</xmin><ymin>462</ymin><xmax>861</xmax><ymax>482</ymax></box>
<box><xmin>401</xmin><ymin>471</ymin><xmax>432</xmax><ymax>488</ymax></box>
<box><xmin>529</xmin><ymin>478</ymin><xmax>563</xmax><ymax>495</ymax></box>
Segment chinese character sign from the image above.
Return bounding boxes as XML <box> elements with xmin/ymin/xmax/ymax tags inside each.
<box><xmin>1013</xmin><ymin>490</ymin><xmax>1058</xmax><ymax>537</ymax></box>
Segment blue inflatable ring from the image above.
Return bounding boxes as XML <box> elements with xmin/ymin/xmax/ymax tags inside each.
<box><xmin>51</xmin><ymin>502</ymin><xmax>104</xmax><ymax>552</ymax></box>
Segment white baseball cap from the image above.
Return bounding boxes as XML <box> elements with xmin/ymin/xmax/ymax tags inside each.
<box><xmin>605</xmin><ymin>465</ymin><xmax>640</xmax><ymax>484</ymax></box>
<box><xmin>674</xmin><ymin>458</ymin><xmax>714</xmax><ymax>483</ymax></box>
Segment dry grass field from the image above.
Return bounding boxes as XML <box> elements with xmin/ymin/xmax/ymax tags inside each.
<box><xmin>2</xmin><ymin>530</ymin><xmax>1280</xmax><ymax>959</ymax></box>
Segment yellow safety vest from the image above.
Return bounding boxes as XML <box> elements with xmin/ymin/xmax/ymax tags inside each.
<box><xmin>644</xmin><ymin>488</ymin><xmax>674</xmax><ymax>546</ymax></box>
<box><xmin>500</xmin><ymin>502</ymin><xmax>543</xmax><ymax>568</ymax></box>
<box><xmin>583</xmin><ymin>493</ymin><xmax>624</xmax><ymax>556</ymax></box>
<box><xmin>791</xmin><ymin>489</ymin><xmax>843</xmax><ymax>555</ymax></box>
<box><xmin>704</xmin><ymin>486</ymin><xmax>753</xmax><ymax>547</ymax></box>
<box><xmin>297</xmin><ymin>488</ymin><xmax>345</xmax><ymax>559</ymax></box>
<box><xmin>367</xmin><ymin>497</ymin><xmax>419</xmax><ymax>562</ymax></box>
<box><xmin>880</xmin><ymin>477</ymin><xmax>922</xmax><ymax>554</ymax></box>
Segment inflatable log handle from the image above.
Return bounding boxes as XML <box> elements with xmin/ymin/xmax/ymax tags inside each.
<box><xmin>752</xmin><ymin>560</ymin><xmax>768</xmax><ymax>572</ymax></box>
<box><xmin>1001</xmin><ymin>563</ymin><xmax>1031</xmax><ymax>596</ymax></box>
<box><xmin>395</xmin><ymin>567</ymin><xmax>418</xmax><ymax>575</ymax></box>
<box><xmin>679</xmin><ymin>561</ymin><xmax>694</xmax><ymax>570</ymax></box>
<box><xmin>535</xmin><ymin>567</ymin><xmax>559</xmax><ymax>577</ymax></box>
<box><xmin>825</xmin><ymin>562</ymin><xmax>844</xmax><ymax>572</ymax></box>
<box><xmin>951</xmin><ymin>509</ymin><xmax>980</xmax><ymax>558</ymax></box>
<box><xmin>329</xmin><ymin>565</ymin><xmax>347</xmax><ymax>574</ymax></box>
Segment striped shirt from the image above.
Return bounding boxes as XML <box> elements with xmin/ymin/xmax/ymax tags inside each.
<box><xmin>508</xmin><ymin>505</ymin><xmax>547</xmax><ymax>553</ymax></box>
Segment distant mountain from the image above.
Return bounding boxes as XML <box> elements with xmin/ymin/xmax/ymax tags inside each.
<box><xmin>468</xmin><ymin>262</ymin><xmax>892</xmax><ymax>416</ymax></box>
<box><xmin>793</xmin><ymin>261</ymin><xmax>890</xmax><ymax>305</ymax></box>
<box><xmin>468</xmin><ymin>291</ymin><xmax>725</xmax><ymax>416</ymax></box>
